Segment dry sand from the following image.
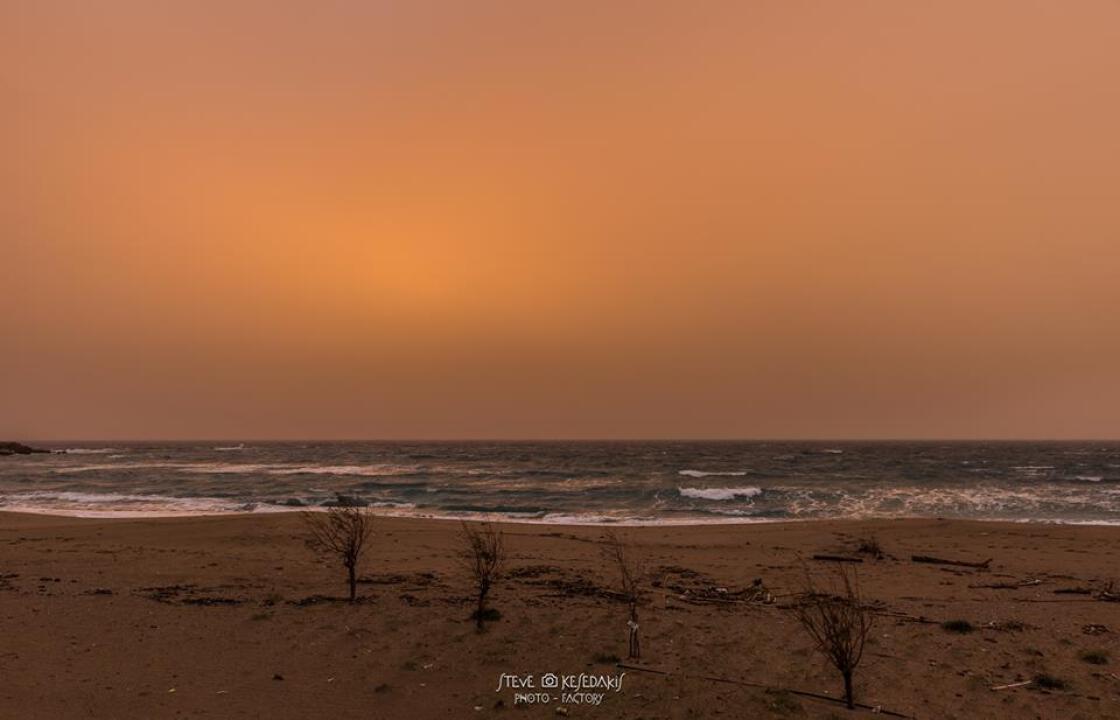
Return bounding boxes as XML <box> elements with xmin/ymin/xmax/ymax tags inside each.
<box><xmin>1</xmin><ymin>511</ymin><xmax>1118</xmax><ymax>719</ymax></box>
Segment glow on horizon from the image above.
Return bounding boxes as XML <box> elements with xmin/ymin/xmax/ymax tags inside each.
<box><xmin>3</xmin><ymin>1</ymin><xmax>1120</xmax><ymax>440</ymax></box>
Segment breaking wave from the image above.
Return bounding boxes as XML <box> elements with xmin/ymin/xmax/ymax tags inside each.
<box><xmin>678</xmin><ymin>470</ymin><xmax>749</xmax><ymax>478</ymax></box>
<box><xmin>59</xmin><ymin>448</ymin><xmax>119</xmax><ymax>455</ymax></box>
<box><xmin>678</xmin><ymin>486</ymin><xmax>763</xmax><ymax>501</ymax></box>
<box><xmin>6</xmin><ymin>440</ymin><xmax>1120</xmax><ymax>525</ymax></box>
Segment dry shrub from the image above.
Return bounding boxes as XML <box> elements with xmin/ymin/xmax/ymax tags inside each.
<box><xmin>603</xmin><ymin>530</ymin><xmax>646</xmax><ymax>659</ymax></box>
<box><xmin>459</xmin><ymin>522</ymin><xmax>506</xmax><ymax>630</ymax></box>
<box><xmin>303</xmin><ymin>507</ymin><xmax>374</xmax><ymax>602</ymax></box>
<box><xmin>856</xmin><ymin>536</ymin><xmax>883</xmax><ymax>559</ymax></box>
<box><xmin>795</xmin><ymin>563</ymin><xmax>875</xmax><ymax>709</ymax></box>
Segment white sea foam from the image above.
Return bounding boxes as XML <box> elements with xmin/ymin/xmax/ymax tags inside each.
<box><xmin>180</xmin><ymin>463</ymin><xmax>278</xmax><ymax>474</ymax></box>
<box><xmin>177</xmin><ymin>463</ymin><xmax>422</xmax><ymax>477</ymax></box>
<box><xmin>60</xmin><ymin>448</ymin><xmax>119</xmax><ymax>455</ymax></box>
<box><xmin>678</xmin><ymin>470</ymin><xmax>749</xmax><ymax>478</ymax></box>
<box><xmin>1076</xmin><ymin>476</ymin><xmax>1104</xmax><ymax>482</ymax></box>
<box><xmin>540</xmin><ymin>513</ymin><xmax>633</xmax><ymax>524</ymax></box>
<box><xmin>55</xmin><ymin>461</ymin><xmax>423</xmax><ymax>477</ymax></box>
<box><xmin>214</xmin><ymin>444</ymin><xmax>247</xmax><ymax>451</ymax></box>
<box><xmin>776</xmin><ymin>483</ymin><xmax>1120</xmax><ymax>523</ymax></box>
<box><xmin>55</xmin><ymin>462</ymin><xmax>184</xmax><ymax>474</ymax></box>
<box><xmin>266</xmin><ymin>465</ymin><xmax>413</xmax><ymax>477</ymax></box>
<box><xmin>679</xmin><ymin>486</ymin><xmax>763</xmax><ymax>501</ymax></box>
<box><xmin>0</xmin><ymin>491</ymin><xmax>292</xmax><ymax>518</ymax></box>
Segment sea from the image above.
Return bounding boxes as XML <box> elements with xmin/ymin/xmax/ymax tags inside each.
<box><xmin>1</xmin><ymin>441</ymin><xmax>1118</xmax><ymax>524</ymax></box>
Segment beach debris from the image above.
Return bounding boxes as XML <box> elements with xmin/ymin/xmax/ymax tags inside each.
<box><xmin>986</xmin><ymin>620</ymin><xmax>1031</xmax><ymax>632</ymax></box>
<box><xmin>516</xmin><ymin>572</ymin><xmax>609</xmax><ymax>598</ymax></box>
<box><xmin>137</xmin><ymin>584</ymin><xmax>244</xmax><ymax>606</ymax></box>
<box><xmin>290</xmin><ymin>593</ymin><xmax>365</xmax><ymax>606</ymax></box>
<box><xmin>742</xmin><ymin>578</ymin><xmax>773</xmax><ymax>603</ymax></box>
<box><xmin>272</xmin><ymin>674</ymin><xmax>284</xmax><ymax>681</ymax></box>
<box><xmin>968</xmin><ymin>578</ymin><xmax>1040</xmax><ymax>590</ymax></box>
<box><xmin>1082</xmin><ymin>624</ymin><xmax>1110</xmax><ymax>636</ymax></box>
<box><xmin>811</xmin><ymin>554</ymin><xmax>863</xmax><ymax>563</ymax></box>
<box><xmin>874</xmin><ymin>610</ymin><xmax>938</xmax><ymax>626</ymax></box>
<box><xmin>658</xmin><ymin>567</ymin><xmax>773</xmax><ymax>606</ymax></box>
<box><xmin>358</xmin><ymin>571</ymin><xmax>439</xmax><ymax>587</ymax></box>
<box><xmin>554</xmin><ymin>707</ymin><xmax>569</xmax><ymax>716</ymax></box>
<box><xmin>509</xmin><ymin>565</ymin><xmax>616</xmax><ymax>599</ymax></box>
<box><xmin>182</xmin><ymin>596</ymin><xmax>243</xmax><ymax>606</ymax></box>
<box><xmin>508</xmin><ymin>564</ymin><xmax>561</xmax><ymax>580</ymax></box>
<box><xmin>940</xmin><ymin>619</ymin><xmax>974</xmax><ymax>634</ymax></box>
<box><xmin>1054</xmin><ymin>587</ymin><xmax>1092</xmax><ymax>595</ymax></box>
<box><xmin>1097</xmin><ymin>581</ymin><xmax>1120</xmax><ymax>602</ymax></box>
<box><xmin>911</xmin><ymin>555</ymin><xmax>991</xmax><ymax>570</ymax></box>
<box><xmin>990</xmin><ymin>680</ymin><xmax>1032</xmax><ymax>691</ymax></box>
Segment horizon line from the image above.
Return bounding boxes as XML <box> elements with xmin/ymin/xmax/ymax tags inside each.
<box><xmin>15</xmin><ymin>437</ymin><xmax>1120</xmax><ymax>444</ymax></box>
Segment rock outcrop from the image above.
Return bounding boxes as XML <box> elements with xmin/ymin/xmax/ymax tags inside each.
<box><xmin>0</xmin><ymin>442</ymin><xmax>49</xmax><ymax>456</ymax></box>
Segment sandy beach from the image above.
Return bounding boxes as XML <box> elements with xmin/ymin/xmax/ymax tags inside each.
<box><xmin>2</xmin><ymin>511</ymin><xmax>1118</xmax><ymax>719</ymax></box>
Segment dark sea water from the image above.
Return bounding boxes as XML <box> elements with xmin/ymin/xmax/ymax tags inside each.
<box><xmin>1</xmin><ymin>441</ymin><xmax>1119</xmax><ymax>524</ymax></box>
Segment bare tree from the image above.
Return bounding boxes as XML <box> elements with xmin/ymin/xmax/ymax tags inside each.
<box><xmin>794</xmin><ymin>563</ymin><xmax>875</xmax><ymax>709</ymax></box>
<box><xmin>459</xmin><ymin>522</ymin><xmax>505</xmax><ymax>630</ymax></box>
<box><xmin>603</xmin><ymin>530</ymin><xmax>645</xmax><ymax>659</ymax></box>
<box><xmin>303</xmin><ymin>507</ymin><xmax>374</xmax><ymax>602</ymax></box>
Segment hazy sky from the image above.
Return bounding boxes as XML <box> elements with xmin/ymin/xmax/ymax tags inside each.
<box><xmin>4</xmin><ymin>1</ymin><xmax>1120</xmax><ymax>440</ymax></box>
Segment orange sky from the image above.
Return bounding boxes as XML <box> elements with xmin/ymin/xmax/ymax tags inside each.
<box><xmin>3</xmin><ymin>1</ymin><xmax>1120</xmax><ymax>440</ymax></box>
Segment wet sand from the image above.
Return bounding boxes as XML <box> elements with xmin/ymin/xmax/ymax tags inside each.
<box><xmin>1</xmin><ymin>511</ymin><xmax>1118</xmax><ymax>719</ymax></box>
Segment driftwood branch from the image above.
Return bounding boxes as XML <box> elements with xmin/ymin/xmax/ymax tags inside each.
<box><xmin>968</xmin><ymin>578</ymin><xmax>1040</xmax><ymax>590</ymax></box>
<box><xmin>812</xmin><ymin>554</ymin><xmax>863</xmax><ymax>563</ymax></box>
<box><xmin>1097</xmin><ymin>582</ymin><xmax>1120</xmax><ymax>602</ymax></box>
<box><xmin>616</xmin><ymin>663</ymin><xmax>913</xmax><ymax>718</ymax></box>
<box><xmin>874</xmin><ymin>610</ymin><xmax>939</xmax><ymax>625</ymax></box>
<box><xmin>912</xmin><ymin>555</ymin><xmax>991</xmax><ymax>569</ymax></box>
<box><xmin>991</xmin><ymin>680</ymin><xmax>1032</xmax><ymax>691</ymax></box>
